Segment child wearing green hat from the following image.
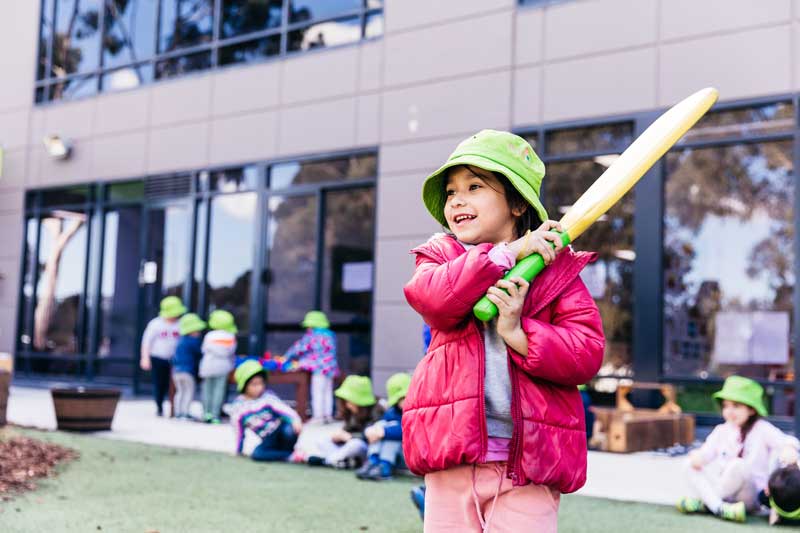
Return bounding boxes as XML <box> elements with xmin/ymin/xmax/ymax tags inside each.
<box><xmin>228</xmin><ymin>360</ymin><xmax>303</xmax><ymax>461</ymax></box>
<box><xmin>677</xmin><ymin>376</ymin><xmax>800</xmax><ymax>523</ymax></box>
<box><xmin>356</xmin><ymin>372</ymin><xmax>411</xmax><ymax>481</ymax></box>
<box><xmin>140</xmin><ymin>296</ymin><xmax>187</xmax><ymax>416</ymax></box>
<box><xmin>762</xmin><ymin>461</ymin><xmax>800</xmax><ymax>526</ymax></box>
<box><xmin>403</xmin><ymin>130</ymin><xmax>604</xmax><ymax>530</ymax></box>
<box><xmin>172</xmin><ymin>313</ymin><xmax>206</xmax><ymax>419</ymax></box>
<box><xmin>306</xmin><ymin>375</ymin><xmax>383</xmax><ymax>469</ymax></box>
<box><xmin>199</xmin><ymin>310</ymin><xmax>238</xmax><ymax>423</ymax></box>
<box><xmin>284</xmin><ymin>310</ymin><xmax>339</xmax><ymax>423</ymax></box>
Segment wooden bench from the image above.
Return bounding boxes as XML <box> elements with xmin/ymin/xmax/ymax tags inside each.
<box><xmin>590</xmin><ymin>381</ymin><xmax>695</xmax><ymax>453</ymax></box>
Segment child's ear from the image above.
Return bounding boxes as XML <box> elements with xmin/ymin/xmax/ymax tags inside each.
<box><xmin>769</xmin><ymin>508</ymin><xmax>780</xmax><ymax>526</ymax></box>
<box><xmin>511</xmin><ymin>204</ymin><xmax>527</xmax><ymax>218</ymax></box>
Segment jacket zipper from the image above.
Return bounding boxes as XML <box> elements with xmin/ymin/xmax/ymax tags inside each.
<box><xmin>507</xmin><ymin>353</ymin><xmax>523</xmax><ymax>485</ymax></box>
<box><xmin>475</xmin><ymin>320</ymin><xmax>488</xmax><ymax>463</ymax></box>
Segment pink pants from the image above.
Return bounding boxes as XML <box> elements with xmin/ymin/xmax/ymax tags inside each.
<box><xmin>424</xmin><ymin>463</ymin><xmax>560</xmax><ymax>533</ymax></box>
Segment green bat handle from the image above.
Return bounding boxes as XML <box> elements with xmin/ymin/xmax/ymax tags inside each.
<box><xmin>473</xmin><ymin>232</ymin><xmax>571</xmax><ymax>322</ymax></box>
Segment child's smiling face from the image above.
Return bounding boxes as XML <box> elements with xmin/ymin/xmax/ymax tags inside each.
<box><xmin>444</xmin><ymin>166</ymin><xmax>520</xmax><ymax>245</ymax></box>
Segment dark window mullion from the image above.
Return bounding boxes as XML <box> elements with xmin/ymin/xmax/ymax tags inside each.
<box><xmin>313</xmin><ymin>189</ymin><xmax>325</xmax><ymax>310</ymax></box>
<box><xmin>211</xmin><ymin>0</ymin><xmax>221</xmax><ymax>67</ymax></box>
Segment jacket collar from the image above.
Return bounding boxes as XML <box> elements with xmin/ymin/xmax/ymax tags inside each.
<box><xmin>412</xmin><ymin>233</ymin><xmax>597</xmax><ymax>317</ymax></box>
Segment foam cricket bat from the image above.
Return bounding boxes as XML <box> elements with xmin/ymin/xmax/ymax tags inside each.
<box><xmin>473</xmin><ymin>87</ymin><xmax>719</xmax><ymax>321</ymax></box>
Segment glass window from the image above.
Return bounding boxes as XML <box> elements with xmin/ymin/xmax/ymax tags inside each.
<box><xmin>210</xmin><ymin>166</ymin><xmax>261</xmax><ymax>192</ymax></box>
<box><xmin>364</xmin><ymin>10</ymin><xmax>383</xmax><ymax>39</ymax></box>
<box><xmin>33</xmin><ymin>211</ymin><xmax>88</xmax><ymax>354</ymax></box>
<box><xmin>144</xmin><ymin>204</ymin><xmax>190</xmax><ymax>301</ymax></box>
<box><xmin>288</xmin><ymin>0</ymin><xmax>361</xmax><ymax>24</ymax></box>
<box><xmin>19</xmin><ymin>219</ymin><xmax>39</xmax><ymax>350</ymax></box>
<box><xmin>521</xmin><ymin>132</ymin><xmax>540</xmax><ymax>152</ymax></box>
<box><xmin>288</xmin><ymin>15</ymin><xmax>361</xmax><ymax>52</ymax></box>
<box><xmin>101</xmin><ymin>64</ymin><xmax>153</xmax><ymax>91</ymax></box>
<box><xmin>97</xmin><ymin>207</ymin><xmax>142</xmax><ymax>359</ymax></box>
<box><xmin>545</xmin><ymin>159</ymin><xmax>634</xmax><ymax>379</ymax></box>
<box><xmin>192</xmin><ymin>199</ymin><xmax>208</xmax><ymax>308</ymax></box>
<box><xmin>102</xmin><ymin>0</ymin><xmax>158</xmax><ymax>68</ymax></box>
<box><xmin>52</xmin><ymin>0</ymin><xmax>102</xmax><ymax>77</ymax></box>
<box><xmin>107</xmin><ymin>180</ymin><xmax>145</xmax><ymax>202</ymax></box>
<box><xmin>322</xmin><ymin>188</ymin><xmax>375</xmax><ymax>324</ymax></box>
<box><xmin>206</xmin><ymin>192</ymin><xmax>257</xmax><ymax>334</ymax></box>
<box><xmin>158</xmin><ymin>0</ymin><xmax>214</xmax><ymax>53</ymax></box>
<box><xmin>679</xmin><ymin>102</ymin><xmax>795</xmax><ymax>144</ymax></box>
<box><xmin>221</xmin><ymin>0</ymin><xmax>283</xmax><ymax>38</ymax></box>
<box><xmin>265</xmin><ymin>195</ymin><xmax>317</xmax><ymax>324</ymax></box>
<box><xmin>41</xmin><ymin>185</ymin><xmax>91</xmax><ymax>207</ymax></box>
<box><xmin>38</xmin><ymin>0</ymin><xmax>55</xmax><ymax>80</ymax></box>
<box><xmin>49</xmin><ymin>75</ymin><xmax>99</xmax><ymax>101</ymax></box>
<box><xmin>218</xmin><ymin>34</ymin><xmax>281</xmax><ymax>66</ymax></box>
<box><xmin>545</xmin><ymin>123</ymin><xmax>633</xmax><ymax>156</ymax></box>
<box><xmin>154</xmin><ymin>51</ymin><xmax>212</xmax><ymax>79</ymax></box>
<box><xmin>270</xmin><ymin>154</ymin><xmax>377</xmax><ymax>189</ymax></box>
<box><xmin>663</xmin><ymin>141</ymin><xmax>794</xmax><ymax>382</ymax></box>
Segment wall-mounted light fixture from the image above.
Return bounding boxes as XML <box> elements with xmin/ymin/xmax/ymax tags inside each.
<box><xmin>42</xmin><ymin>135</ymin><xmax>73</xmax><ymax>160</ymax></box>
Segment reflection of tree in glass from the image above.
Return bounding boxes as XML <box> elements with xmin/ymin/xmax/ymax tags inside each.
<box><xmin>546</xmin><ymin>160</ymin><xmax>634</xmax><ymax>371</ymax></box>
<box><xmin>34</xmin><ymin>215</ymin><xmax>86</xmax><ymax>352</ymax></box>
<box><xmin>50</xmin><ymin>0</ymin><xmax>100</xmax><ymax>99</ymax></box>
<box><xmin>663</xmin><ymin>142</ymin><xmax>794</xmax><ymax>376</ymax></box>
<box><xmin>221</xmin><ymin>0</ymin><xmax>282</xmax><ymax>38</ymax></box>
<box><xmin>267</xmin><ymin>195</ymin><xmax>317</xmax><ymax>323</ymax></box>
<box><xmin>102</xmin><ymin>0</ymin><xmax>156</xmax><ymax>83</ymax></box>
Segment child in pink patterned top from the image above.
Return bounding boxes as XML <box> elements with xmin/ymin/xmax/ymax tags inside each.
<box><xmin>284</xmin><ymin>311</ymin><xmax>339</xmax><ymax>423</ymax></box>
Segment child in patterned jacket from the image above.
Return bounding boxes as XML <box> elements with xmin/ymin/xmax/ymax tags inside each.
<box><xmin>228</xmin><ymin>360</ymin><xmax>303</xmax><ymax>461</ymax></box>
<box><xmin>284</xmin><ymin>311</ymin><xmax>339</xmax><ymax>423</ymax></box>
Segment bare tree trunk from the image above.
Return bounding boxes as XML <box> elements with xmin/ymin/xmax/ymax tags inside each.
<box><xmin>33</xmin><ymin>216</ymin><xmax>85</xmax><ymax>351</ymax></box>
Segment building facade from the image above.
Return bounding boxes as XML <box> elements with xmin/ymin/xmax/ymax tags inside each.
<box><xmin>2</xmin><ymin>0</ymin><xmax>800</xmax><ymax>426</ymax></box>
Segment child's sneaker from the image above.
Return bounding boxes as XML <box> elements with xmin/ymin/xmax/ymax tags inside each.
<box><xmin>365</xmin><ymin>461</ymin><xmax>393</xmax><ymax>481</ymax></box>
<box><xmin>287</xmin><ymin>451</ymin><xmax>307</xmax><ymax>464</ymax></box>
<box><xmin>356</xmin><ymin>459</ymin><xmax>379</xmax><ymax>479</ymax></box>
<box><xmin>410</xmin><ymin>485</ymin><xmax>426</xmax><ymax>520</ymax></box>
<box><xmin>203</xmin><ymin>413</ymin><xmax>214</xmax><ymax>424</ymax></box>
<box><xmin>676</xmin><ymin>497</ymin><xmax>706</xmax><ymax>514</ymax></box>
<box><xmin>210</xmin><ymin>417</ymin><xmax>221</xmax><ymax>424</ymax></box>
<box><xmin>307</xmin><ymin>455</ymin><xmax>326</xmax><ymax>467</ymax></box>
<box><xmin>718</xmin><ymin>501</ymin><xmax>746</xmax><ymax>523</ymax></box>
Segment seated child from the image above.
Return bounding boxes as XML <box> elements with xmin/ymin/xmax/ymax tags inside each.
<box><xmin>759</xmin><ymin>447</ymin><xmax>800</xmax><ymax>526</ymax></box>
<box><xmin>228</xmin><ymin>360</ymin><xmax>303</xmax><ymax>462</ymax></box>
<box><xmin>356</xmin><ymin>372</ymin><xmax>411</xmax><ymax>481</ymax></box>
<box><xmin>677</xmin><ymin>376</ymin><xmax>799</xmax><ymax>523</ymax></box>
<box><xmin>308</xmin><ymin>375</ymin><xmax>383</xmax><ymax>469</ymax></box>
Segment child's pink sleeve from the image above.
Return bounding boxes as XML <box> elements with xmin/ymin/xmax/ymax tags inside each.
<box><xmin>404</xmin><ymin>244</ymin><xmax>504</xmax><ymax>331</ymax></box>
<box><xmin>487</xmin><ymin>243</ymin><xmax>517</xmax><ymax>271</ymax></box>
<box><xmin>510</xmin><ymin>276</ymin><xmax>604</xmax><ymax>386</ymax></box>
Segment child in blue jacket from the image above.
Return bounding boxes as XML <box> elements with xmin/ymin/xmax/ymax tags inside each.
<box><xmin>172</xmin><ymin>313</ymin><xmax>205</xmax><ymax>419</ymax></box>
<box><xmin>356</xmin><ymin>372</ymin><xmax>411</xmax><ymax>481</ymax></box>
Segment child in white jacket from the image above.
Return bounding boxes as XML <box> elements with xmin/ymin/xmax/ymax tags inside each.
<box><xmin>199</xmin><ymin>310</ymin><xmax>237</xmax><ymax>423</ymax></box>
<box><xmin>677</xmin><ymin>376</ymin><xmax>800</xmax><ymax>523</ymax></box>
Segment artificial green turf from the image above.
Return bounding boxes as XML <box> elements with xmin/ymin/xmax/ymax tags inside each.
<box><xmin>1</xmin><ymin>429</ymin><xmax>777</xmax><ymax>532</ymax></box>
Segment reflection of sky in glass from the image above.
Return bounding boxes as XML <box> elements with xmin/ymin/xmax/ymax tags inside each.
<box><xmin>675</xmin><ymin>209</ymin><xmax>775</xmax><ymax>308</ymax></box>
<box><xmin>270</xmin><ymin>163</ymin><xmax>301</xmax><ymax>189</ymax></box>
<box><xmin>101</xmin><ymin>212</ymin><xmax>118</xmax><ymax>298</ymax></box>
<box><xmin>38</xmin><ymin>218</ymin><xmax>86</xmax><ymax>299</ymax></box>
<box><xmin>103</xmin><ymin>0</ymin><xmax>158</xmax><ymax>67</ymax></box>
<box><xmin>290</xmin><ymin>0</ymin><xmax>361</xmax><ymax>23</ymax></box>
<box><xmin>295</xmin><ymin>16</ymin><xmax>361</xmax><ymax>50</ymax></box>
<box><xmin>208</xmin><ymin>193</ymin><xmax>255</xmax><ymax>287</ymax></box>
<box><xmin>162</xmin><ymin>207</ymin><xmax>189</xmax><ymax>291</ymax></box>
<box><xmin>56</xmin><ymin>0</ymin><xmax>101</xmax><ymax>75</ymax></box>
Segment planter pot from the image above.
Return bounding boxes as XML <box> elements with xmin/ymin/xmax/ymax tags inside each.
<box><xmin>0</xmin><ymin>371</ymin><xmax>9</xmax><ymax>426</ymax></box>
<box><xmin>51</xmin><ymin>387</ymin><xmax>121</xmax><ymax>431</ymax></box>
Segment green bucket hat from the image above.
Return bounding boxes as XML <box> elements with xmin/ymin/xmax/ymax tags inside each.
<box><xmin>771</xmin><ymin>496</ymin><xmax>800</xmax><ymax>521</ymax></box>
<box><xmin>386</xmin><ymin>372</ymin><xmax>411</xmax><ymax>407</ymax></box>
<box><xmin>179</xmin><ymin>313</ymin><xmax>206</xmax><ymax>336</ymax></box>
<box><xmin>713</xmin><ymin>376</ymin><xmax>768</xmax><ymax>417</ymax></box>
<box><xmin>208</xmin><ymin>310</ymin><xmax>238</xmax><ymax>334</ymax></box>
<box><xmin>334</xmin><ymin>375</ymin><xmax>376</xmax><ymax>407</ymax></box>
<box><xmin>159</xmin><ymin>296</ymin><xmax>187</xmax><ymax>319</ymax></box>
<box><xmin>302</xmin><ymin>310</ymin><xmax>330</xmax><ymax>329</ymax></box>
<box><xmin>235</xmin><ymin>360</ymin><xmax>266</xmax><ymax>392</ymax></box>
<box><xmin>422</xmin><ymin>129</ymin><xmax>548</xmax><ymax>229</ymax></box>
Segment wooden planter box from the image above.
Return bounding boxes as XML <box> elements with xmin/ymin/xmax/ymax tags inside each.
<box><xmin>51</xmin><ymin>388</ymin><xmax>121</xmax><ymax>432</ymax></box>
<box><xmin>0</xmin><ymin>371</ymin><xmax>9</xmax><ymax>426</ymax></box>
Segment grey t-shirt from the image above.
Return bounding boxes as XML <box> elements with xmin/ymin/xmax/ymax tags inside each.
<box><xmin>483</xmin><ymin>318</ymin><xmax>514</xmax><ymax>438</ymax></box>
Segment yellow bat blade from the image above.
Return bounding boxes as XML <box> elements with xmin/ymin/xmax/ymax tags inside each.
<box><xmin>559</xmin><ymin>87</ymin><xmax>719</xmax><ymax>241</ymax></box>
